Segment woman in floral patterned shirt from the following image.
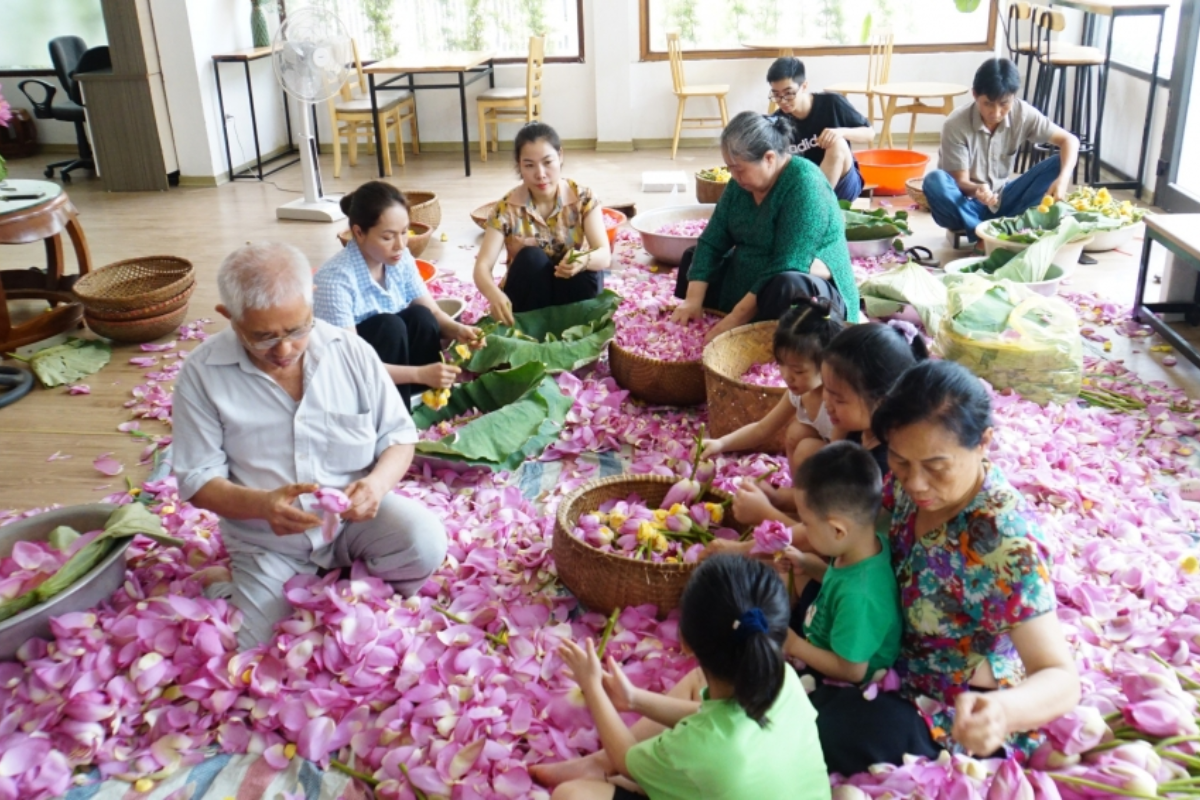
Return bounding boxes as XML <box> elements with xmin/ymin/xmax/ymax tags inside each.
<box><xmin>472</xmin><ymin>122</ymin><xmax>611</xmax><ymax>325</ymax></box>
<box><xmin>809</xmin><ymin>360</ymin><xmax>1079</xmax><ymax>776</ymax></box>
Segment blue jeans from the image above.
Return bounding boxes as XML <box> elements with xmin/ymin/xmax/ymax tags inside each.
<box><xmin>923</xmin><ymin>155</ymin><xmax>1062</xmax><ymax>239</ymax></box>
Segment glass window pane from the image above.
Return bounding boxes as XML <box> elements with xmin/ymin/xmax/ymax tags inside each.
<box><xmin>1108</xmin><ymin>0</ymin><xmax>1179</xmax><ymax>81</ymax></box>
<box><xmin>0</xmin><ymin>0</ymin><xmax>108</xmax><ymax>68</ymax></box>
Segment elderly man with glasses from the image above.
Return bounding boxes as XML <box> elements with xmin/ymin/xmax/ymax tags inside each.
<box><xmin>173</xmin><ymin>242</ymin><xmax>448</xmax><ymax>648</ymax></box>
<box><xmin>767</xmin><ymin>57</ymin><xmax>876</xmax><ymax>202</ymax></box>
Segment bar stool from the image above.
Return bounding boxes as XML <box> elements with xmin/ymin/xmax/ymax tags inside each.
<box><xmin>1029</xmin><ymin>9</ymin><xmax>1102</xmax><ymax>183</ymax></box>
<box><xmin>1004</xmin><ymin>2</ymin><xmax>1039</xmax><ymax>103</ymax></box>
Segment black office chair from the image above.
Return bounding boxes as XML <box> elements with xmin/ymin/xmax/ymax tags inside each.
<box><xmin>18</xmin><ymin>36</ymin><xmax>112</xmax><ymax>182</ymax></box>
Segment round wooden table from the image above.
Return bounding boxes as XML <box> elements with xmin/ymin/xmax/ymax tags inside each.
<box><xmin>0</xmin><ymin>180</ymin><xmax>91</xmax><ymax>351</ymax></box>
<box><xmin>873</xmin><ymin>82</ymin><xmax>970</xmax><ymax>150</ymax></box>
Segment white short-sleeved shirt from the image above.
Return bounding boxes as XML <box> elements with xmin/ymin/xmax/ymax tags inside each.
<box><xmin>788</xmin><ymin>390</ymin><xmax>835</xmax><ymax>441</ymax></box>
<box><xmin>172</xmin><ymin>319</ymin><xmax>417</xmax><ymax>556</ymax></box>
<box><xmin>938</xmin><ymin>100</ymin><xmax>1056</xmax><ymax>192</ymax></box>
<box><xmin>313</xmin><ymin>239</ymin><xmax>428</xmax><ymax>329</ymax></box>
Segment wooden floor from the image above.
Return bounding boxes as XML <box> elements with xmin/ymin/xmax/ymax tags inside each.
<box><xmin>0</xmin><ymin>145</ymin><xmax>1193</xmax><ymax>510</ymax></box>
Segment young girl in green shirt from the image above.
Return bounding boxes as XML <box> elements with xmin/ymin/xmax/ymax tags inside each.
<box><xmin>538</xmin><ymin>556</ymin><xmax>831</xmax><ymax>800</ymax></box>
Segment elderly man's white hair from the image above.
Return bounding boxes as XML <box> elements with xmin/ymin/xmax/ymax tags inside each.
<box><xmin>217</xmin><ymin>243</ymin><xmax>313</xmax><ymax>320</ymax></box>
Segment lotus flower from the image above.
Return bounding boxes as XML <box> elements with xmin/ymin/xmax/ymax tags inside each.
<box><xmin>661</xmin><ymin>478</ymin><xmax>701</xmax><ymax>509</ymax></box>
<box><xmin>1045</xmin><ymin>706</ymin><xmax>1108</xmax><ymax>755</ymax></box>
<box><xmin>1122</xmin><ymin>698</ymin><xmax>1200</xmax><ymax>737</ymax></box>
<box><xmin>986</xmin><ymin>759</ymin><xmax>1034</xmax><ymax>800</ymax></box>
<box><xmin>750</xmin><ymin>520</ymin><xmax>792</xmax><ymax>556</ymax></box>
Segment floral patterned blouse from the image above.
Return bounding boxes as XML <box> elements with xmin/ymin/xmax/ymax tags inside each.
<box><xmin>884</xmin><ymin>462</ymin><xmax>1056</xmax><ymax>754</ymax></box>
<box><xmin>486</xmin><ymin>179</ymin><xmax>598</xmax><ymax>268</ymax></box>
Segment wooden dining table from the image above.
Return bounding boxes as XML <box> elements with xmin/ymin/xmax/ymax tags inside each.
<box><xmin>365</xmin><ymin>51</ymin><xmax>496</xmax><ymax>178</ymax></box>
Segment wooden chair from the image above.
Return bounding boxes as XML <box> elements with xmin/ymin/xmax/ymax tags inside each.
<box><xmin>328</xmin><ymin>39</ymin><xmax>418</xmax><ymax>178</ymax></box>
<box><xmin>666</xmin><ymin>32</ymin><xmax>730</xmax><ymax>159</ymax></box>
<box><xmin>477</xmin><ymin>35</ymin><xmax>545</xmax><ymax>162</ymax></box>
<box><xmin>825</xmin><ymin>29</ymin><xmax>894</xmax><ymax>130</ymax></box>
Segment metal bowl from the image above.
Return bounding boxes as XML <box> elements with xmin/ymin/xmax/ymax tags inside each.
<box><xmin>628</xmin><ymin>204</ymin><xmax>716</xmax><ymax>266</ymax></box>
<box><xmin>0</xmin><ymin>504</ymin><xmax>125</xmax><ymax>661</ymax></box>
<box><xmin>846</xmin><ymin>237</ymin><xmax>899</xmax><ymax>259</ymax></box>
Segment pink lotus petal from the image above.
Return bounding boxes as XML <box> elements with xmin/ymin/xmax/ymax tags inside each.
<box><xmin>92</xmin><ymin>453</ymin><xmax>124</xmax><ymax>476</ymax></box>
<box><xmin>46</xmin><ymin>451</ymin><xmax>72</xmax><ymax>462</ymax></box>
<box><xmin>66</xmin><ymin>384</ymin><xmax>91</xmax><ymax>395</ymax></box>
<box><xmin>117</xmin><ymin>421</ymin><xmax>140</xmax><ymax>433</ymax></box>
<box><xmin>128</xmin><ymin>356</ymin><xmax>158</xmax><ymax>368</ymax></box>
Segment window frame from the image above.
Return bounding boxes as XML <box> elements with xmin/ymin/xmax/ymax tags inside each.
<box><xmin>278</xmin><ymin>0</ymin><xmax>587</xmax><ymax>65</ymax></box>
<box><xmin>637</xmin><ymin>0</ymin><xmax>999</xmax><ymax>62</ymax></box>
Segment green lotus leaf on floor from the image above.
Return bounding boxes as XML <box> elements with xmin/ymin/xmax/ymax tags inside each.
<box><xmin>465</xmin><ymin>290</ymin><xmax>620</xmax><ymax>374</ymax></box>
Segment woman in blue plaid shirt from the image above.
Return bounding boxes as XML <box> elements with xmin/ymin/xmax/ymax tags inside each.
<box><xmin>315</xmin><ymin>182</ymin><xmax>483</xmax><ymax>410</ymax></box>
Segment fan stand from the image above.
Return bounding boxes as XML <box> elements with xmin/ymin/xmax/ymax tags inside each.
<box><xmin>277</xmin><ymin>98</ymin><xmax>345</xmax><ymax>223</ymax></box>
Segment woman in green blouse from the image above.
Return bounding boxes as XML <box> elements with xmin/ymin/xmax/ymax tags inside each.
<box><xmin>671</xmin><ymin>111</ymin><xmax>860</xmax><ymax>343</ymax></box>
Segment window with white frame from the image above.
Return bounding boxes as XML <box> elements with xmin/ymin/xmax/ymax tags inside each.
<box><xmin>284</xmin><ymin>0</ymin><xmax>582</xmax><ymax>62</ymax></box>
<box><xmin>642</xmin><ymin>0</ymin><xmax>994</xmax><ymax>54</ymax></box>
<box><xmin>1108</xmin><ymin>0</ymin><xmax>1180</xmax><ymax>81</ymax></box>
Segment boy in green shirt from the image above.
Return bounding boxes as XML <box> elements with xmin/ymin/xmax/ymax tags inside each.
<box><xmin>786</xmin><ymin>440</ymin><xmax>902</xmax><ymax>684</ymax></box>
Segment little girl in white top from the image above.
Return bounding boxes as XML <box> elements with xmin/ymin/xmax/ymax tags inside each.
<box><xmin>701</xmin><ymin>298</ymin><xmax>846</xmax><ymax>526</ymax></box>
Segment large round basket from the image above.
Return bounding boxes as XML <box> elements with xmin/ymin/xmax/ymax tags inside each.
<box><xmin>85</xmin><ymin>305</ymin><xmax>189</xmax><ymax>343</ymax></box>
<box><xmin>695</xmin><ymin>175</ymin><xmax>728</xmax><ymax>204</ymax></box>
<box><xmin>470</xmin><ymin>202</ymin><xmax>492</xmax><ymax>230</ymax></box>
<box><xmin>609</xmin><ymin>341</ymin><xmax>706</xmax><ymax>406</ymax></box>
<box><xmin>702</xmin><ymin>322</ymin><xmax>787</xmax><ymax>447</ymax></box>
<box><xmin>403</xmin><ymin>191</ymin><xmax>441</xmax><ymax>231</ymax></box>
<box><xmin>85</xmin><ymin>282</ymin><xmax>194</xmax><ymax>322</ymax></box>
<box><xmin>72</xmin><ymin>256</ymin><xmax>194</xmax><ymax>315</ymax></box>
<box><xmin>906</xmin><ymin>177</ymin><xmax>930</xmax><ymax>212</ymax></box>
<box><xmin>554</xmin><ymin>475</ymin><xmax>743</xmax><ymax>616</ymax></box>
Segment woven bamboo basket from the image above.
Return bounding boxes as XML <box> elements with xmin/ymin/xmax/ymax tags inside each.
<box><xmin>553</xmin><ymin>474</ymin><xmax>744</xmax><ymax>616</ymax></box>
<box><xmin>702</xmin><ymin>322</ymin><xmax>787</xmax><ymax>447</ymax></box>
<box><xmin>608</xmin><ymin>341</ymin><xmax>707</xmax><ymax>407</ymax></box>
<box><xmin>906</xmin><ymin>177</ymin><xmax>930</xmax><ymax>212</ymax></box>
<box><xmin>85</xmin><ymin>283</ymin><xmax>194</xmax><ymax>322</ymax></box>
<box><xmin>695</xmin><ymin>175</ymin><xmax>728</xmax><ymax>205</ymax></box>
<box><xmin>337</xmin><ymin>221</ymin><xmax>433</xmax><ymax>258</ymax></box>
<box><xmin>72</xmin><ymin>256</ymin><xmax>194</xmax><ymax>315</ymax></box>
<box><xmin>403</xmin><ymin>191</ymin><xmax>441</xmax><ymax>231</ymax></box>
<box><xmin>470</xmin><ymin>202</ymin><xmax>492</xmax><ymax>230</ymax></box>
<box><xmin>85</xmin><ymin>305</ymin><xmax>189</xmax><ymax>343</ymax></box>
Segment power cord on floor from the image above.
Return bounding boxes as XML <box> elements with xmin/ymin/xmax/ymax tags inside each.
<box><xmin>227</xmin><ymin>115</ymin><xmax>303</xmax><ymax>194</ymax></box>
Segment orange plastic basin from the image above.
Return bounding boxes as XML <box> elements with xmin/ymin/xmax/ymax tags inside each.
<box><xmin>415</xmin><ymin>259</ymin><xmax>437</xmax><ymax>282</ymax></box>
<box><xmin>856</xmin><ymin>149</ymin><xmax>931</xmax><ymax>196</ymax></box>
<box><xmin>602</xmin><ymin>207</ymin><xmax>627</xmax><ymax>248</ymax></box>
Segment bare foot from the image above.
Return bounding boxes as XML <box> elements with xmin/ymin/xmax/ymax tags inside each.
<box><xmin>530</xmin><ymin>755</ymin><xmax>608</xmax><ymax>788</ymax></box>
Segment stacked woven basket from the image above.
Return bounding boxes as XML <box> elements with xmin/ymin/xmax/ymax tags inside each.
<box><xmin>74</xmin><ymin>256</ymin><xmax>195</xmax><ymax>343</ymax></box>
<box><xmin>702</xmin><ymin>322</ymin><xmax>787</xmax><ymax>450</ymax></box>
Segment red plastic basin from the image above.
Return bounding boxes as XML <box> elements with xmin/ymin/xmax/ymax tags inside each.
<box><xmin>856</xmin><ymin>149</ymin><xmax>931</xmax><ymax>196</ymax></box>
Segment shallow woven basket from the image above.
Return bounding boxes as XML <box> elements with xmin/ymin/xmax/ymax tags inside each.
<box><xmin>906</xmin><ymin>177</ymin><xmax>930</xmax><ymax>212</ymax></box>
<box><xmin>72</xmin><ymin>256</ymin><xmax>194</xmax><ymax>315</ymax></box>
<box><xmin>85</xmin><ymin>283</ymin><xmax>194</xmax><ymax>322</ymax></box>
<box><xmin>470</xmin><ymin>202</ymin><xmax>492</xmax><ymax>230</ymax></box>
<box><xmin>403</xmin><ymin>191</ymin><xmax>441</xmax><ymax>231</ymax></box>
<box><xmin>702</xmin><ymin>322</ymin><xmax>787</xmax><ymax>447</ymax></box>
<box><xmin>553</xmin><ymin>474</ymin><xmax>744</xmax><ymax>616</ymax></box>
<box><xmin>695</xmin><ymin>175</ymin><xmax>728</xmax><ymax>205</ymax></box>
<box><xmin>609</xmin><ymin>341</ymin><xmax>707</xmax><ymax>407</ymax></box>
<box><xmin>85</xmin><ymin>305</ymin><xmax>189</xmax><ymax>343</ymax></box>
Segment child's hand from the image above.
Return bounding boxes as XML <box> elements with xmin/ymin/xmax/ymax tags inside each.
<box><xmin>602</xmin><ymin>656</ymin><xmax>638</xmax><ymax>713</ymax></box>
<box><xmin>699</xmin><ymin>438</ymin><xmax>723</xmax><ymax>460</ymax></box>
<box><xmin>700</xmin><ymin>538</ymin><xmax>752</xmax><ymax>561</ymax></box>
<box><xmin>732</xmin><ymin>481</ymin><xmax>774</xmax><ymax>525</ymax></box>
<box><xmin>558</xmin><ymin>638</ymin><xmax>605</xmax><ymax>694</ymax></box>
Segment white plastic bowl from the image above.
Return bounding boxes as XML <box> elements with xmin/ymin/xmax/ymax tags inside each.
<box><xmin>435</xmin><ymin>297</ymin><xmax>464</xmax><ymax>321</ymax></box>
<box><xmin>1083</xmin><ymin>222</ymin><xmax>1142</xmax><ymax>253</ymax></box>
<box><xmin>974</xmin><ymin>222</ymin><xmax>1093</xmax><ymax>271</ymax></box>
<box><xmin>944</xmin><ymin>256</ymin><xmax>1070</xmax><ymax>297</ymax></box>
<box><xmin>628</xmin><ymin>204</ymin><xmax>716</xmax><ymax>266</ymax></box>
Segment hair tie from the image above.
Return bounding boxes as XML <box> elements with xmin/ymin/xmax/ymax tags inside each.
<box><xmin>888</xmin><ymin>319</ymin><xmax>920</xmax><ymax>345</ymax></box>
<box><xmin>732</xmin><ymin>608</ymin><xmax>769</xmax><ymax>640</ymax></box>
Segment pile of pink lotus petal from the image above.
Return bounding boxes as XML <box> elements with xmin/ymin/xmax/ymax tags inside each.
<box><xmin>612</xmin><ymin>309</ymin><xmax>719</xmax><ymax>361</ymax></box>
<box><xmin>740</xmin><ymin>362</ymin><xmax>785</xmax><ymax>387</ymax></box>
<box><xmin>655</xmin><ymin>219</ymin><xmax>709</xmax><ymax>237</ymax></box>
<box><xmin>421</xmin><ymin>409</ymin><xmax>484</xmax><ymax>442</ymax></box>
<box><xmin>8</xmin><ymin>233</ymin><xmax>1200</xmax><ymax>799</ymax></box>
<box><xmin>0</xmin><ymin>541</ymin><xmax>75</xmax><ymax>601</ymax></box>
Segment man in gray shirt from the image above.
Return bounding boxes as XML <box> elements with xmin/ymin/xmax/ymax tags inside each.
<box><xmin>173</xmin><ymin>243</ymin><xmax>448</xmax><ymax>648</ymax></box>
<box><xmin>922</xmin><ymin>58</ymin><xmax>1079</xmax><ymax>243</ymax></box>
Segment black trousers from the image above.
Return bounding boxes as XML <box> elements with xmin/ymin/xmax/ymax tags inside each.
<box><xmin>790</xmin><ymin>580</ymin><xmax>943</xmax><ymax>777</ymax></box>
<box><xmin>504</xmin><ymin>245</ymin><xmax>603</xmax><ymax>314</ymax></box>
<box><xmin>672</xmin><ymin>246</ymin><xmax>848</xmax><ymax>322</ymax></box>
<box><xmin>355</xmin><ymin>304</ymin><xmax>441</xmax><ymax>411</ymax></box>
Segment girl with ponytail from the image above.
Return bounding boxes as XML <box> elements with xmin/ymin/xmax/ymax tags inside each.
<box><xmin>701</xmin><ymin>296</ymin><xmax>847</xmax><ymax>527</ymax></box>
<box><xmin>541</xmin><ymin>555</ymin><xmax>830</xmax><ymax>800</ymax></box>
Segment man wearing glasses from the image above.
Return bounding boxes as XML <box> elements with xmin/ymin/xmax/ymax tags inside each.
<box><xmin>768</xmin><ymin>57</ymin><xmax>876</xmax><ymax>202</ymax></box>
<box><xmin>173</xmin><ymin>242</ymin><xmax>447</xmax><ymax>648</ymax></box>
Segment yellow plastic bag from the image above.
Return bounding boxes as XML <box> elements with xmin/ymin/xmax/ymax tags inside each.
<box><xmin>935</xmin><ymin>276</ymin><xmax>1081</xmax><ymax>406</ymax></box>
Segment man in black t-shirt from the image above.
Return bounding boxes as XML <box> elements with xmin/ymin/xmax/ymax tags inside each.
<box><xmin>767</xmin><ymin>57</ymin><xmax>876</xmax><ymax>202</ymax></box>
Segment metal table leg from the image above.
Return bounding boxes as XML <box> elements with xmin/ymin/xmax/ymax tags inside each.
<box><xmin>370</xmin><ymin>73</ymin><xmax>385</xmax><ymax>178</ymax></box>
<box><xmin>214</xmin><ymin>64</ymin><xmax>235</xmax><ymax>182</ymax></box>
<box><xmin>1135</xmin><ymin>11</ymin><xmax>1166</xmax><ymax>199</ymax></box>
<box><xmin>244</xmin><ymin>62</ymin><xmax>265</xmax><ymax>179</ymax></box>
<box><xmin>458</xmin><ymin>71</ymin><xmax>471</xmax><ymax>177</ymax></box>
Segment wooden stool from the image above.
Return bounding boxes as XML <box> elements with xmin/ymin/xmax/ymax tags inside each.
<box><xmin>0</xmin><ymin>181</ymin><xmax>91</xmax><ymax>351</ymax></box>
<box><xmin>874</xmin><ymin>82</ymin><xmax>970</xmax><ymax>150</ymax></box>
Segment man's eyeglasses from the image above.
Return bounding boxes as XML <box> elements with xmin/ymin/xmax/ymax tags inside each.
<box><xmin>769</xmin><ymin>89</ymin><xmax>799</xmax><ymax>103</ymax></box>
<box><xmin>242</xmin><ymin>320</ymin><xmax>314</xmax><ymax>351</ymax></box>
